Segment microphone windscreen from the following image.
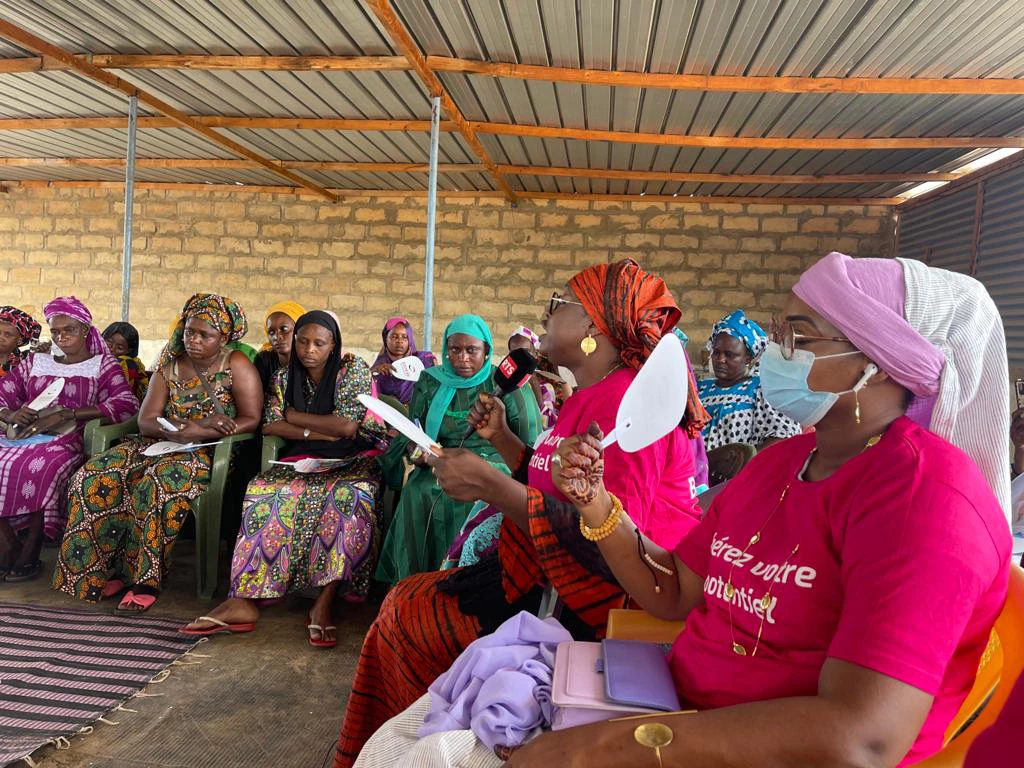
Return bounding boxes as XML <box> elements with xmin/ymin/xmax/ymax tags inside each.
<box><xmin>493</xmin><ymin>348</ymin><xmax>538</xmax><ymax>393</ymax></box>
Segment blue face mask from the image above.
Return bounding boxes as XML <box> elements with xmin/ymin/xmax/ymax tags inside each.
<box><xmin>760</xmin><ymin>342</ymin><xmax>875</xmax><ymax>427</ymax></box>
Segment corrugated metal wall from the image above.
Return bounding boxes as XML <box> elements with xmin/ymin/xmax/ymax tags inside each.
<box><xmin>976</xmin><ymin>170</ymin><xmax>1024</xmax><ymax>365</ymax></box>
<box><xmin>897</xmin><ymin>161</ymin><xmax>1024</xmax><ymax>366</ymax></box>
<box><xmin>896</xmin><ymin>184</ymin><xmax>976</xmax><ymax>273</ymax></box>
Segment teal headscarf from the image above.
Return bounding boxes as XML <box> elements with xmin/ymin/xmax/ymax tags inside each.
<box><xmin>422</xmin><ymin>315</ymin><xmax>493</xmax><ymax>439</ymax></box>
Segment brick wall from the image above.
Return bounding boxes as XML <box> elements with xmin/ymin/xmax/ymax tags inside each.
<box><xmin>0</xmin><ymin>185</ymin><xmax>895</xmax><ymax>364</ymax></box>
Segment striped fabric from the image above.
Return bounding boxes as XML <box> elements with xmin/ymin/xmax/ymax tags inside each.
<box><xmin>335</xmin><ymin>490</ymin><xmax>628</xmax><ymax>768</ymax></box>
<box><xmin>0</xmin><ymin>602</ymin><xmax>199</xmax><ymax>767</ymax></box>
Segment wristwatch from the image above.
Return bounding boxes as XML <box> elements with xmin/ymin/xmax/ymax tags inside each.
<box><xmin>303</xmin><ymin>428</ymin><xmax>311</xmax><ymax>439</ymax></box>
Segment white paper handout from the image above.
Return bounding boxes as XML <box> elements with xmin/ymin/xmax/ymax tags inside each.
<box><xmin>358</xmin><ymin>394</ymin><xmax>440</xmax><ymax>456</ymax></box>
<box><xmin>600</xmin><ymin>333</ymin><xmax>688</xmax><ymax>453</ymax></box>
<box><xmin>143</xmin><ymin>440</ymin><xmax>222</xmax><ymax>457</ymax></box>
<box><xmin>391</xmin><ymin>356</ymin><xmax>426</xmax><ymax>382</ymax></box>
<box><xmin>268</xmin><ymin>457</ymin><xmax>352</xmax><ymax>474</ymax></box>
<box><xmin>27</xmin><ymin>379</ymin><xmax>64</xmax><ymax>411</ymax></box>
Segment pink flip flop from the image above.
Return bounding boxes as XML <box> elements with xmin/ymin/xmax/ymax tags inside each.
<box><xmin>115</xmin><ymin>591</ymin><xmax>157</xmax><ymax>616</ymax></box>
<box><xmin>179</xmin><ymin>616</ymin><xmax>256</xmax><ymax>636</ymax></box>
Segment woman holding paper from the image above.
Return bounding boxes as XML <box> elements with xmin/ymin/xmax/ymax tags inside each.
<box><xmin>334</xmin><ymin>260</ymin><xmax>710</xmax><ymax>768</ymax></box>
<box><xmin>374</xmin><ymin>314</ymin><xmax>543</xmax><ymax>585</ymax></box>
<box><xmin>371</xmin><ymin>316</ymin><xmax>437</xmax><ymax>405</ymax></box>
<box><xmin>53</xmin><ymin>293</ymin><xmax>261</xmax><ymax>613</ymax></box>
<box><xmin>497</xmin><ymin>253</ymin><xmax>1011</xmax><ymax>768</ymax></box>
<box><xmin>0</xmin><ymin>297</ymin><xmax>137</xmax><ymax>582</ymax></box>
<box><xmin>182</xmin><ymin>310</ymin><xmax>388</xmax><ymax>645</ymax></box>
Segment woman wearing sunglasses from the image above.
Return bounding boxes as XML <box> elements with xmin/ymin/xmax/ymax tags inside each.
<box><xmin>334</xmin><ymin>260</ymin><xmax>711</xmax><ymax>768</ymax></box>
<box><xmin>500</xmin><ymin>252</ymin><xmax>1012</xmax><ymax>768</ymax></box>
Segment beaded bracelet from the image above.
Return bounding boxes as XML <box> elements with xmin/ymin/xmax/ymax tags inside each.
<box><xmin>579</xmin><ymin>493</ymin><xmax>624</xmax><ymax>542</ymax></box>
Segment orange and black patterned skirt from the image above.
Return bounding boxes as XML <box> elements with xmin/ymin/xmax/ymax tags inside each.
<box><xmin>333</xmin><ymin>487</ymin><xmax>626</xmax><ymax>768</ymax></box>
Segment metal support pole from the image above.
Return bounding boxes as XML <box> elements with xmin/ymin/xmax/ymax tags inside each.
<box><xmin>120</xmin><ymin>95</ymin><xmax>138</xmax><ymax>322</ymax></box>
<box><xmin>422</xmin><ymin>96</ymin><xmax>441</xmax><ymax>351</ymax></box>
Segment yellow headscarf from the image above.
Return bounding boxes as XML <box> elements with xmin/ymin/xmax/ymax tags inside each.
<box><xmin>261</xmin><ymin>301</ymin><xmax>307</xmax><ymax>352</ymax></box>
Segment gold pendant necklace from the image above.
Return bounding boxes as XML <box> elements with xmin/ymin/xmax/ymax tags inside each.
<box><xmin>725</xmin><ymin>431</ymin><xmax>885</xmax><ymax>657</ymax></box>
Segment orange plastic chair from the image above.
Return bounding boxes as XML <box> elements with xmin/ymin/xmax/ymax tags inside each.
<box><xmin>917</xmin><ymin>563</ymin><xmax>1024</xmax><ymax>767</ymax></box>
<box><xmin>606</xmin><ymin>565</ymin><xmax>1024</xmax><ymax>768</ymax></box>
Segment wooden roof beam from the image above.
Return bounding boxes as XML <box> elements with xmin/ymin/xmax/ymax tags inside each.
<box><xmin>0</xmin><ymin>157</ymin><xmax>485</xmax><ymax>173</ymax></box>
<box><xmin>0</xmin><ymin>116</ymin><xmax>446</xmax><ymax>131</ymax></box>
<box><xmin>0</xmin><ymin>115</ymin><xmax>1019</xmax><ymax>152</ymax></box>
<box><xmin>428</xmin><ymin>57</ymin><xmax>1024</xmax><ymax>95</ymax></box>
<box><xmin>0</xmin><ymin>156</ymin><xmax>959</xmax><ymax>183</ymax></box>
<box><xmin>4</xmin><ymin>53</ymin><xmax>1024</xmax><ymax>95</ymax></box>
<box><xmin>472</xmin><ymin>122</ymin><xmax>1024</xmax><ymax>151</ymax></box>
<box><xmin>7</xmin><ymin>179</ymin><xmax>900</xmax><ymax>205</ymax></box>
<box><xmin>363</xmin><ymin>0</ymin><xmax>516</xmax><ymax>201</ymax></box>
<box><xmin>0</xmin><ymin>20</ymin><xmax>337</xmax><ymax>201</ymax></box>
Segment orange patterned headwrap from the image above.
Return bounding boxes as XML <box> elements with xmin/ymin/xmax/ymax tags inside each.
<box><xmin>569</xmin><ymin>259</ymin><xmax>709</xmax><ymax>437</ymax></box>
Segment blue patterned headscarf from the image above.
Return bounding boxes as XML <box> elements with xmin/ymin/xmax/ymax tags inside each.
<box><xmin>706</xmin><ymin>310</ymin><xmax>767</xmax><ymax>359</ymax></box>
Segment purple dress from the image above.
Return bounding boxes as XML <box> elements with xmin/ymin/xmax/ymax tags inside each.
<box><xmin>0</xmin><ymin>353</ymin><xmax>138</xmax><ymax>538</ymax></box>
<box><xmin>372</xmin><ymin>318</ymin><xmax>437</xmax><ymax>405</ymax></box>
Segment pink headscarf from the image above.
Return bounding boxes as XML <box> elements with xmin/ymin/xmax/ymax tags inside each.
<box><xmin>794</xmin><ymin>252</ymin><xmax>1011</xmax><ymax>521</ymax></box>
<box><xmin>793</xmin><ymin>253</ymin><xmax>945</xmax><ymax>397</ymax></box>
<box><xmin>43</xmin><ymin>296</ymin><xmax>108</xmax><ymax>358</ymax></box>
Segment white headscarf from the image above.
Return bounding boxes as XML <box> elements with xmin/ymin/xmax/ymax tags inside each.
<box><xmin>900</xmin><ymin>258</ymin><xmax>1012</xmax><ymax>524</ymax></box>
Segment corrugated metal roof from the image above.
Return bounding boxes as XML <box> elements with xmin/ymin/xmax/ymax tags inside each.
<box><xmin>0</xmin><ymin>0</ymin><xmax>1021</xmax><ymax>196</ymax></box>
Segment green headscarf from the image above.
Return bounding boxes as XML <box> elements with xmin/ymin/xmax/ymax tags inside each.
<box><xmin>422</xmin><ymin>314</ymin><xmax>493</xmax><ymax>439</ymax></box>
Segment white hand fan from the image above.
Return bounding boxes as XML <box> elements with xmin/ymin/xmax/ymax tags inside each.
<box><xmin>600</xmin><ymin>333</ymin><xmax>688</xmax><ymax>453</ymax></box>
<box><xmin>391</xmin><ymin>356</ymin><xmax>426</xmax><ymax>382</ymax></box>
<box><xmin>27</xmin><ymin>379</ymin><xmax>64</xmax><ymax>411</ymax></box>
<box><xmin>358</xmin><ymin>394</ymin><xmax>440</xmax><ymax>456</ymax></box>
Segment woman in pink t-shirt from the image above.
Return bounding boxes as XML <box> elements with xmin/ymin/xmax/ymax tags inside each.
<box><xmin>513</xmin><ymin>253</ymin><xmax>1012</xmax><ymax>768</ymax></box>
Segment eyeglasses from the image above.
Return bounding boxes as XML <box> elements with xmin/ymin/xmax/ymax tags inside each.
<box><xmin>769</xmin><ymin>317</ymin><xmax>852</xmax><ymax>360</ymax></box>
<box><xmin>546</xmin><ymin>291</ymin><xmax>584</xmax><ymax>318</ymax></box>
<box><xmin>49</xmin><ymin>325</ymin><xmax>83</xmax><ymax>339</ymax></box>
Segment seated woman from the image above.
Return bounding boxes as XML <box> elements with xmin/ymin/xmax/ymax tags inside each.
<box><xmin>374</xmin><ymin>315</ymin><xmax>542</xmax><ymax>585</ymax></box>
<box><xmin>370</xmin><ymin>317</ymin><xmax>436</xmax><ymax>406</ymax></box>
<box><xmin>0</xmin><ymin>306</ymin><xmax>41</xmax><ymax>378</ymax></box>
<box><xmin>358</xmin><ymin>253</ymin><xmax>1013</xmax><ymax>768</ymax></box>
<box><xmin>0</xmin><ymin>298</ymin><xmax>137</xmax><ymax>581</ymax></box>
<box><xmin>253</xmin><ymin>301</ymin><xmax>305</xmax><ymax>395</ymax></box>
<box><xmin>103</xmin><ymin>321</ymin><xmax>150</xmax><ymax>403</ymax></box>
<box><xmin>53</xmin><ymin>293</ymin><xmax>262</xmax><ymax>613</ymax></box>
<box><xmin>182</xmin><ymin>311</ymin><xmax>388</xmax><ymax>646</ymax></box>
<box><xmin>698</xmin><ymin>309</ymin><xmax>801</xmax><ymax>451</ymax></box>
<box><xmin>333</xmin><ymin>260</ymin><xmax>709</xmax><ymax>768</ymax></box>
<box><xmin>439</xmin><ymin>326</ymin><xmax>571</xmax><ymax>570</ymax></box>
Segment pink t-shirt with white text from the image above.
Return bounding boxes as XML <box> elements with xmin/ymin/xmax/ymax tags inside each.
<box><xmin>672</xmin><ymin>416</ymin><xmax>1010</xmax><ymax>766</ymax></box>
<box><xmin>528</xmin><ymin>367</ymin><xmax>701</xmax><ymax>552</ymax></box>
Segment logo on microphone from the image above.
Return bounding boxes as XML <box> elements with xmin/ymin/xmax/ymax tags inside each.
<box><xmin>499</xmin><ymin>357</ymin><xmax>518</xmax><ymax>379</ymax></box>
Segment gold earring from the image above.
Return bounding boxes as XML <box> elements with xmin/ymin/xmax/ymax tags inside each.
<box><xmin>854</xmin><ymin>390</ymin><xmax>861</xmax><ymax>425</ymax></box>
<box><xmin>580</xmin><ymin>334</ymin><xmax>597</xmax><ymax>356</ymax></box>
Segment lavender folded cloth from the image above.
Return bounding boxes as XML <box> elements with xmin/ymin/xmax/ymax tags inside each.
<box><xmin>419</xmin><ymin>611</ymin><xmax>572</xmax><ymax>750</ymax></box>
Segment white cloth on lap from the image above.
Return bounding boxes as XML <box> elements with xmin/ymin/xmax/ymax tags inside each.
<box><xmin>354</xmin><ymin>695</ymin><xmax>504</xmax><ymax>768</ymax></box>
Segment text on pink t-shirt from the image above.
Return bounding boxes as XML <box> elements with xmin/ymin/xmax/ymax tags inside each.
<box><xmin>672</xmin><ymin>417</ymin><xmax>1010</xmax><ymax>766</ymax></box>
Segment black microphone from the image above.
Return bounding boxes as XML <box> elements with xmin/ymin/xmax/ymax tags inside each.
<box><xmin>461</xmin><ymin>348</ymin><xmax>538</xmax><ymax>440</ymax></box>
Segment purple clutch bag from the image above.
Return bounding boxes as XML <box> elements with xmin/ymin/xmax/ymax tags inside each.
<box><xmin>601</xmin><ymin>638</ymin><xmax>681</xmax><ymax>712</ymax></box>
<box><xmin>550</xmin><ymin>640</ymin><xmax>681</xmax><ymax>731</ymax></box>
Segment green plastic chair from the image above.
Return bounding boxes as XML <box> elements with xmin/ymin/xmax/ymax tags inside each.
<box><xmin>83</xmin><ymin>417</ymin><xmax>254</xmax><ymax>599</ymax></box>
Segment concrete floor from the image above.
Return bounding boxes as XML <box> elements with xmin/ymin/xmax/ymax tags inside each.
<box><xmin>2</xmin><ymin>542</ymin><xmax>377</xmax><ymax>768</ymax></box>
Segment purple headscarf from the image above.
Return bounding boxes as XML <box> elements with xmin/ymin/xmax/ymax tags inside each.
<box><xmin>373</xmin><ymin>317</ymin><xmax>436</xmax><ymax>404</ymax></box>
<box><xmin>43</xmin><ymin>296</ymin><xmax>108</xmax><ymax>358</ymax></box>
